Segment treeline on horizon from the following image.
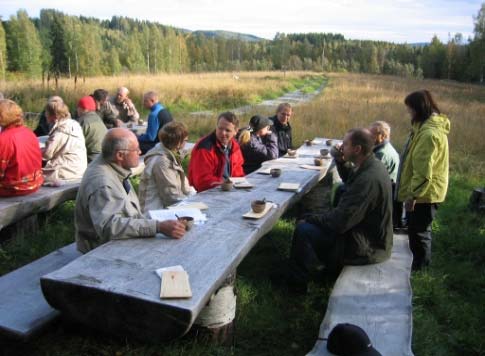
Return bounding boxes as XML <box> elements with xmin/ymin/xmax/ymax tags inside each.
<box><xmin>0</xmin><ymin>5</ymin><xmax>484</xmax><ymax>82</ymax></box>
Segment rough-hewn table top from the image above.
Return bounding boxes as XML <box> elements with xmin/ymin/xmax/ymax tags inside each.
<box><xmin>41</xmin><ymin>138</ymin><xmax>336</xmax><ymax>341</ymax></box>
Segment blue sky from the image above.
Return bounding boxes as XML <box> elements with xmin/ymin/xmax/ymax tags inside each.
<box><xmin>0</xmin><ymin>0</ymin><xmax>482</xmax><ymax>43</ymax></box>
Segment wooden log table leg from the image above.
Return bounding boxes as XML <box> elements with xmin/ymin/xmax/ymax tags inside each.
<box><xmin>190</xmin><ymin>271</ymin><xmax>237</xmax><ymax>345</ymax></box>
<box><xmin>0</xmin><ymin>215</ymin><xmax>39</xmax><ymax>243</ymax></box>
<box><xmin>469</xmin><ymin>187</ymin><xmax>485</xmax><ymax>212</ymax></box>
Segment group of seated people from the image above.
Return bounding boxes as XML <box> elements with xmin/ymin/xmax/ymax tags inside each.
<box><xmin>0</xmin><ymin>87</ymin><xmax>174</xmax><ymax>189</ymax></box>
<box><xmin>1</xmin><ymin>88</ymin><xmax>448</xmax><ymax>290</ymax></box>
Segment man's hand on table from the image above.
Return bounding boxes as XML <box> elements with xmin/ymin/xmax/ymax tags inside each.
<box><xmin>158</xmin><ymin>220</ymin><xmax>186</xmax><ymax>239</ymax></box>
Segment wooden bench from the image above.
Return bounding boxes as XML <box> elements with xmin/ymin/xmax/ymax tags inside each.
<box><xmin>307</xmin><ymin>233</ymin><xmax>414</xmax><ymax>356</ymax></box>
<box><xmin>40</xmin><ymin>138</ymin><xmax>335</xmax><ymax>341</ymax></box>
<box><xmin>0</xmin><ymin>181</ymin><xmax>81</xmax><ymax>239</ymax></box>
<box><xmin>0</xmin><ymin>243</ymin><xmax>81</xmax><ymax>340</ymax></box>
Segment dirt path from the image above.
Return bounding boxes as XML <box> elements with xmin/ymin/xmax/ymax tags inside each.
<box><xmin>190</xmin><ymin>82</ymin><xmax>327</xmax><ymax>118</ymax></box>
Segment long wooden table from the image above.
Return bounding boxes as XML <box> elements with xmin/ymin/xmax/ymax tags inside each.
<box><xmin>40</xmin><ymin>138</ymin><xmax>336</xmax><ymax>341</ymax></box>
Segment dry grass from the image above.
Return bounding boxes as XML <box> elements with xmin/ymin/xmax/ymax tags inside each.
<box><xmin>283</xmin><ymin>73</ymin><xmax>485</xmax><ymax>178</ymax></box>
<box><xmin>0</xmin><ymin>71</ymin><xmax>316</xmax><ymax>114</ymax></box>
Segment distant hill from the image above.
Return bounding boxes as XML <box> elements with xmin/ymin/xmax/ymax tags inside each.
<box><xmin>409</xmin><ymin>42</ymin><xmax>428</xmax><ymax>47</ymax></box>
<box><xmin>191</xmin><ymin>30</ymin><xmax>264</xmax><ymax>42</ymax></box>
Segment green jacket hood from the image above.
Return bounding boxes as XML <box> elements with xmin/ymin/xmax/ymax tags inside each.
<box><xmin>414</xmin><ymin>113</ymin><xmax>450</xmax><ymax>136</ymax></box>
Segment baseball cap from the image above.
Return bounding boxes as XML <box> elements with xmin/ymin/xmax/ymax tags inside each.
<box><xmin>77</xmin><ymin>96</ymin><xmax>96</xmax><ymax>111</ymax></box>
<box><xmin>327</xmin><ymin>323</ymin><xmax>382</xmax><ymax>356</ymax></box>
<box><xmin>249</xmin><ymin>115</ymin><xmax>273</xmax><ymax>132</ymax></box>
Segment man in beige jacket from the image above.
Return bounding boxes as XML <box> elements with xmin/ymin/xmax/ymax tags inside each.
<box><xmin>75</xmin><ymin>128</ymin><xmax>186</xmax><ymax>253</ymax></box>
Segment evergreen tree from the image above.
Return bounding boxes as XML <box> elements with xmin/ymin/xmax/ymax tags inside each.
<box><xmin>0</xmin><ymin>21</ymin><xmax>7</xmax><ymax>80</ymax></box>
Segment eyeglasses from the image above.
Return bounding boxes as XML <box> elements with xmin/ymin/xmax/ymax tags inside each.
<box><xmin>118</xmin><ymin>148</ymin><xmax>141</xmax><ymax>153</ymax></box>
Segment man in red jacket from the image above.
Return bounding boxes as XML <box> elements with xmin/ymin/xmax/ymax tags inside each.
<box><xmin>188</xmin><ymin>112</ymin><xmax>244</xmax><ymax>192</ymax></box>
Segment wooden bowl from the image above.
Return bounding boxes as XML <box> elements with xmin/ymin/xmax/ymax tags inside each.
<box><xmin>221</xmin><ymin>181</ymin><xmax>233</xmax><ymax>191</ymax></box>
<box><xmin>287</xmin><ymin>149</ymin><xmax>297</xmax><ymax>157</ymax></box>
<box><xmin>326</xmin><ymin>139</ymin><xmax>334</xmax><ymax>146</ymax></box>
<box><xmin>320</xmin><ymin>148</ymin><xmax>330</xmax><ymax>157</ymax></box>
<box><xmin>178</xmin><ymin>216</ymin><xmax>194</xmax><ymax>231</ymax></box>
<box><xmin>270</xmin><ymin>168</ymin><xmax>282</xmax><ymax>177</ymax></box>
<box><xmin>305</xmin><ymin>139</ymin><xmax>313</xmax><ymax>146</ymax></box>
<box><xmin>251</xmin><ymin>200</ymin><xmax>266</xmax><ymax>213</ymax></box>
<box><xmin>314</xmin><ymin>157</ymin><xmax>323</xmax><ymax>166</ymax></box>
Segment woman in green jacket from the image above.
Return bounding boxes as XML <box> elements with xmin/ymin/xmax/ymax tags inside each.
<box><xmin>397</xmin><ymin>90</ymin><xmax>450</xmax><ymax>270</ymax></box>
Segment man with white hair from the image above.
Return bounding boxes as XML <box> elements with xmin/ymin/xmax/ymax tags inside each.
<box><xmin>369</xmin><ymin>120</ymin><xmax>402</xmax><ymax>229</ymax></box>
<box><xmin>110</xmin><ymin>86</ymin><xmax>140</xmax><ymax>125</ymax></box>
<box><xmin>369</xmin><ymin>121</ymin><xmax>399</xmax><ymax>182</ymax></box>
<box><xmin>75</xmin><ymin>128</ymin><xmax>186</xmax><ymax>253</ymax></box>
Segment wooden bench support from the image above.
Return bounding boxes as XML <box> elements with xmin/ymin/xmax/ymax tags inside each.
<box><xmin>190</xmin><ymin>271</ymin><xmax>237</xmax><ymax>345</ymax></box>
<box><xmin>0</xmin><ymin>243</ymin><xmax>81</xmax><ymax>340</ymax></box>
<box><xmin>0</xmin><ymin>215</ymin><xmax>39</xmax><ymax>243</ymax></box>
<box><xmin>307</xmin><ymin>233</ymin><xmax>414</xmax><ymax>356</ymax></box>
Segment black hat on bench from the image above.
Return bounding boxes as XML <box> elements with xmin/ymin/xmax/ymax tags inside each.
<box><xmin>327</xmin><ymin>323</ymin><xmax>382</xmax><ymax>356</ymax></box>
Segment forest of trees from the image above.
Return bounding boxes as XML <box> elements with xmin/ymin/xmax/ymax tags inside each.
<box><xmin>0</xmin><ymin>4</ymin><xmax>484</xmax><ymax>83</ymax></box>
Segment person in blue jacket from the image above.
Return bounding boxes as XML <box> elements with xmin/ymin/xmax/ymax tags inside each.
<box><xmin>138</xmin><ymin>91</ymin><xmax>173</xmax><ymax>154</ymax></box>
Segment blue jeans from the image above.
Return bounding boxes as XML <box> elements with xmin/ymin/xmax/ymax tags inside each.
<box><xmin>289</xmin><ymin>222</ymin><xmax>339</xmax><ymax>284</ymax></box>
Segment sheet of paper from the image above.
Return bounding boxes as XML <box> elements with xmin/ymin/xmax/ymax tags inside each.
<box><xmin>155</xmin><ymin>265</ymin><xmax>185</xmax><ymax>279</ymax></box>
<box><xmin>149</xmin><ymin>208</ymin><xmax>207</xmax><ymax>223</ymax></box>
<box><xmin>167</xmin><ymin>202</ymin><xmax>209</xmax><ymax>211</ymax></box>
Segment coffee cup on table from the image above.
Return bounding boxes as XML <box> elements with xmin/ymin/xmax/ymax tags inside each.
<box><xmin>221</xmin><ymin>179</ymin><xmax>233</xmax><ymax>191</ymax></box>
<box><xmin>270</xmin><ymin>168</ymin><xmax>282</xmax><ymax>177</ymax></box>
<box><xmin>178</xmin><ymin>216</ymin><xmax>194</xmax><ymax>231</ymax></box>
<box><xmin>251</xmin><ymin>199</ymin><xmax>266</xmax><ymax>214</ymax></box>
<box><xmin>314</xmin><ymin>156</ymin><xmax>323</xmax><ymax>166</ymax></box>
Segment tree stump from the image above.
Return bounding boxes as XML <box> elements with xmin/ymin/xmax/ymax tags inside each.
<box><xmin>190</xmin><ymin>271</ymin><xmax>237</xmax><ymax>346</ymax></box>
<box><xmin>469</xmin><ymin>187</ymin><xmax>485</xmax><ymax>212</ymax></box>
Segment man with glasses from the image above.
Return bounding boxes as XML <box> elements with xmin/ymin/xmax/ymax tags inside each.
<box><xmin>269</xmin><ymin>103</ymin><xmax>293</xmax><ymax>157</ymax></box>
<box><xmin>75</xmin><ymin>128</ymin><xmax>186</xmax><ymax>253</ymax></box>
<box><xmin>188</xmin><ymin>112</ymin><xmax>244</xmax><ymax>192</ymax></box>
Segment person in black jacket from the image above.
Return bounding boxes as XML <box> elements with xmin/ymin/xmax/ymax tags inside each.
<box><xmin>283</xmin><ymin>128</ymin><xmax>393</xmax><ymax>292</ymax></box>
<box><xmin>34</xmin><ymin>96</ymin><xmax>64</xmax><ymax>137</ymax></box>
<box><xmin>268</xmin><ymin>103</ymin><xmax>293</xmax><ymax>157</ymax></box>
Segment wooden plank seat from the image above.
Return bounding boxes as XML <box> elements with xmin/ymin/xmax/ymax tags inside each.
<box><xmin>40</xmin><ymin>138</ymin><xmax>336</xmax><ymax>341</ymax></box>
<box><xmin>0</xmin><ymin>243</ymin><xmax>81</xmax><ymax>340</ymax></box>
<box><xmin>0</xmin><ymin>181</ymin><xmax>81</xmax><ymax>234</ymax></box>
<box><xmin>307</xmin><ymin>233</ymin><xmax>414</xmax><ymax>356</ymax></box>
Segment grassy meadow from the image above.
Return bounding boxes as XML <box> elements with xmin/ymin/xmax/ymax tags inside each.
<box><xmin>0</xmin><ymin>71</ymin><xmax>321</xmax><ymax>117</ymax></box>
<box><xmin>1</xmin><ymin>72</ymin><xmax>484</xmax><ymax>355</ymax></box>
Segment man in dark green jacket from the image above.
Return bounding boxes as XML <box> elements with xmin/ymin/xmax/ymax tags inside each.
<box><xmin>287</xmin><ymin>128</ymin><xmax>393</xmax><ymax>292</ymax></box>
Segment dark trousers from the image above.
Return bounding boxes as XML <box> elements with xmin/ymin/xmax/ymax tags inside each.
<box><xmin>289</xmin><ymin>222</ymin><xmax>339</xmax><ymax>285</ymax></box>
<box><xmin>407</xmin><ymin>203</ymin><xmax>438</xmax><ymax>270</ymax></box>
